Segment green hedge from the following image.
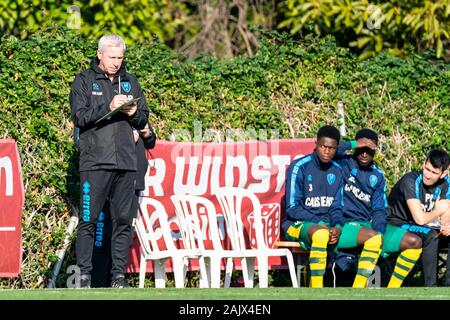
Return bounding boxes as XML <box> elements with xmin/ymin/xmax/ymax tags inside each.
<box><xmin>0</xmin><ymin>27</ymin><xmax>448</xmax><ymax>288</ymax></box>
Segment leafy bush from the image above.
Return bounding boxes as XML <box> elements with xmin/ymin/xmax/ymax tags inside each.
<box><xmin>0</xmin><ymin>27</ymin><xmax>448</xmax><ymax>288</ymax></box>
<box><xmin>0</xmin><ymin>0</ymin><xmax>188</xmax><ymax>45</ymax></box>
<box><xmin>279</xmin><ymin>0</ymin><xmax>450</xmax><ymax>59</ymax></box>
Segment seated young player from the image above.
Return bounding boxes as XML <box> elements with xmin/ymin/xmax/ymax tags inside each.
<box><xmin>335</xmin><ymin>128</ymin><xmax>422</xmax><ymax>288</ymax></box>
<box><xmin>282</xmin><ymin>125</ymin><xmax>345</xmax><ymax>288</ymax></box>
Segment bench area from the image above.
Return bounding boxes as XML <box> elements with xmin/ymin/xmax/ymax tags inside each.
<box><xmin>275</xmin><ymin>241</ymin><xmax>308</xmax><ymax>287</ymax></box>
<box><xmin>276</xmin><ymin>240</ymin><xmax>449</xmax><ymax>287</ymax></box>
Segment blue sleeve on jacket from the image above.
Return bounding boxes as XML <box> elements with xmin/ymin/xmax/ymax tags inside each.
<box><xmin>337</xmin><ymin>140</ymin><xmax>355</xmax><ymax>156</ymax></box>
<box><xmin>371</xmin><ymin>209</ymin><xmax>386</xmax><ymax>234</ymax></box>
<box><xmin>371</xmin><ymin>174</ymin><xmax>388</xmax><ymax>233</ymax></box>
<box><xmin>334</xmin><ymin>141</ymin><xmax>355</xmax><ymax>168</ymax></box>
<box><xmin>285</xmin><ymin>161</ymin><xmax>321</xmax><ymax>223</ymax></box>
<box><xmin>329</xmin><ymin>177</ymin><xmax>345</xmax><ymax>227</ymax></box>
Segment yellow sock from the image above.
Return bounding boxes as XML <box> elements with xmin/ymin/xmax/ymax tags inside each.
<box><xmin>388</xmin><ymin>248</ymin><xmax>422</xmax><ymax>288</ymax></box>
<box><xmin>309</xmin><ymin>229</ymin><xmax>329</xmax><ymax>288</ymax></box>
<box><xmin>353</xmin><ymin>234</ymin><xmax>382</xmax><ymax>288</ymax></box>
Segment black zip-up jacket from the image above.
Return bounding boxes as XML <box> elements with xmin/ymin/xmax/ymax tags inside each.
<box><xmin>70</xmin><ymin>58</ymin><xmax>149</xmax><ymax>171</ymax></box>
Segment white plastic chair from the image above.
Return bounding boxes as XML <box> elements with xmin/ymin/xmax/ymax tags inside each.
<box><xmin>170</xmin><ymin>194</ymin><xmax>235</xmax><ymax>288</ymax></box>
<box><xmin>134</xmin><ymin>197</ymin><xmax>204</xmax><ymax>288</ymax></box>
<box><xmin>215</xmin><ymin>187</ymin><xmax>298</xmax><ymax>288</ymax></box>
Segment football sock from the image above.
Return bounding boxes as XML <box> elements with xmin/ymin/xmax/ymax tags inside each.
<box><xmin>388</xmin><ymin>248</ymin><xmax>422</xmax><ymax>288</ymax></box>
<box><xmin>309</xmin><ymin>229</ymin><xmax>329</xmax><ymax>288</ymax></box>
<box><xmin>353</xmin><ymin>234</ymin><xmax>382</xmax><ymax>288</ymax></box>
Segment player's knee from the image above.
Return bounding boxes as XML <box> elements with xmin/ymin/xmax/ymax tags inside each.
<box><xmin>404</xmin><ymin>233</ymin><xmax>422</xmax><ymax>249</ymax></box>
<box><xmin>365</xmin><ymin>233</ymin><xmax>382</xmax><ymax>248</ymax></box>
<box><xmin>367</xmin><ymin>229</ymin><xmax>379</xmax><ymax>238</ymax></box>
<box><xmin>311</xmin><ymin>228</ymin><xmax>330</xmax><ymax>244</ymax></box>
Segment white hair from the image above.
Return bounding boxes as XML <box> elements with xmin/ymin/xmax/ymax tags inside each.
<box><xmin>98</xmin><ymin>34</ymin><xmax>126</xmax><ymax>52</ymax></box>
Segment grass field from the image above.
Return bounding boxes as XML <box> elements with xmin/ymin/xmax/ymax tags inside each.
<box><xmin>0</xmin><ymin>287</ymin><xmax>449</xmax><ymax>300</ymax></box>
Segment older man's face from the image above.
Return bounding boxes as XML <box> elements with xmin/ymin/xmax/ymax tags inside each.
<box><xmin>97</xmin><ymin>45</ymin><xmax>124</xmax><ymax>77</ymax></box>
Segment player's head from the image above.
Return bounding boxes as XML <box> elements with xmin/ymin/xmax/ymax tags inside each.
<box><xmin>315</xmin><ymin>125</ymin><xmax>340</xmax><ymax>164</ymax></box>
<box><xmin>422</xmin><ymin>149</ymin><xmax>449</xmax><ymax>186</ymax></box>
<box><xmin>97</xmin><ymin>34</ymin><xmax>126</xmax><ymax>78</ymax></box>
<box><xmin>354</xmin><ymin>128</ymin><xmax>378</xmax><ymax>168</ymax></box>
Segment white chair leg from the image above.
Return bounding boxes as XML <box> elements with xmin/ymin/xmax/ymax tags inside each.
<box><xmin>205</xmin><ymin>257</ymin><xmax>211</xmax><ymax>287</ymax></box>
<box><xmin>242</xmin><ymin>257</ymin><xmax>255</xmax><ymax>288</ymax></box>
<box><xmin>172</xmin><ymin>256</ymin><xmax>186</xmax><ymax>288</ymax></box>
<box><xmin>204</xmin><ymin>257</ymin><xmax>212</xmax><ymax>288</ymax></box>
<box><xmin>139</xmin><ymin>254</ymin><xmax>147</xmax><ymax>288</ymax></box>
<box><xmin>285</xmin><ymin>252</ymin><xmax>299</xmax><ymax>288</ymax></box>
<box><xmin>224</xmin><ymin>257</ymin><xmax>233</xmax><ymax>288</ymax></box>
<box><xmin>257</xmin><ymin>256</ymin><xmax>268</xmax><ymax>288</ymax></box>
<box><xmin>210</xmin><ymin>256</ymin><xmax>222</xmax><ymax>288</ymax></box>
<box><xmin>154</xmin><ymin>259</ymin><xmax>167</xmax><ymax>288</ymax></box>
<box><xmin>198</xmin><ymin>256</ymin><xmax>209</xmax><ymax>288</ymax></box>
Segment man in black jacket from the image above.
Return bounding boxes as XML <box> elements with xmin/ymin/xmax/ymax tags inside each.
<box><xmin>70</xmin><ymin>34</ymin><xmax>149</xmax><ymax>288</ymax></box>
<box><xmin>91</xmin><ymin>124</ymin><xmax>156</xmax><ymax>288</ymax></box>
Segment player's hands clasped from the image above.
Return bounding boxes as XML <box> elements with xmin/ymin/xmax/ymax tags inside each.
<box><xmin>328</xmin><ymin>226</ymin><xmax>342</xmax><ymax>244</ymax></box>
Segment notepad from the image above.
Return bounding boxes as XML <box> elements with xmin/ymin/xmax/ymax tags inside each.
<box><xmin>95</xmin><ymin>97</ymin><xmax>142</xmax><ymax>124</ymax></box>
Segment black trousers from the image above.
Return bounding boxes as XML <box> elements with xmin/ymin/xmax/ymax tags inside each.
<box><xmin>91</xmin><ymin>191</ymin><xmax>141</xmax><ymax>287</ymax></box>
<box><xmin>76</xmin><ymin>169</ymin><xmax>135</xmax><ymax>277</ymax></box>
<box><xmin>91</xmin><ymin>201</ymin><xmax>112</xmax><ymax>287</ymax></box>
<box><xmin>399</xmin><ymin>223</ymin><xmax>450</xmax><ymax>286</ymax></box>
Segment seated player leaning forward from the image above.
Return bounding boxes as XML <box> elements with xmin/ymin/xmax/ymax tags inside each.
<box><xmin>334</xmin><ymin>128</ymin><xmax>422</xmax><ymax>288</ymax></box>
<box><xmin>387</xmin><ymin>149</ymin><xmax>450</xmax><ymax>287</ymax></box>
<box><xmin>282</xmin><ymin>125</ymin><xmax>344</xmax><ymax>288</ymax></box>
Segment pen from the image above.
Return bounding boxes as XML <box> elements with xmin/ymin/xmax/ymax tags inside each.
<box><xmin>118</xmin><ymin>76</ymin><xmax>121</xmax><ymax>95</ymax></box>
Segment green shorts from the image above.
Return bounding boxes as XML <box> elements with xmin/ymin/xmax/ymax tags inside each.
<box><xmin>337</xmin><ymin>221</ymin><xmax>407</xmax><ymax>253</ymax></box>
<box><xmin>285</xmin><ymin>220</ymin><xmax>331</xmax><ymax>251</ymax></box>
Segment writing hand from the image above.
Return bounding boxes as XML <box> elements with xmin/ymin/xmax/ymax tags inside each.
<box><xmin>121</xmin><ymin>102</ymin><xmax>137</xmax><ymax>117</ymax></box>
<box><xmin>109</xmin><ymin>94</ymin><xmax>128</xmax><ymax>111</ymax></box>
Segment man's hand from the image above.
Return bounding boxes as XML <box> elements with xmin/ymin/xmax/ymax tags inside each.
<box><xmin>440</xmin><ymin>208</ymin><xmax>450</xmax><ymax>223</ymax></box>
<box><xmin>139</xmin><ymin>123</ymin><xmax>152</xmax><ymax>139</ymax></box>
<box><xmin>328</xmin><ymin>227</ymin><xmax>341</xmax><ymax>245</ymax></box>
<box><xmin>121</xmin><ymin>102</ymin><xmax>137</xmax><ymax>117</ymax></box>
<box><xmin>440</xmin><ymin>224</ymin><xmax>450</xmax><ymax>237</ymax></box>
<box><xmin>439</xmin><ymin>207</ymin><xmax>450</xmax><ymax>236</ymax></box>
<box><xmin>435</xmin><ymin>200</ymin><xmax>450</xmax><ymax>216</ymax></box>
<box><xmin>109</xmin><ymin>94</ymin><xmax>128</xmax><ymax>111</ymax></box>
<box><xmin>356</xmin><ymin>137</ymin><xmax>377</xmax><ymax>151</ymax></box>
<box><xmin>133</xmin><ymin>129</ymin><xmax>139</xmax><ymax>143</ymax></box>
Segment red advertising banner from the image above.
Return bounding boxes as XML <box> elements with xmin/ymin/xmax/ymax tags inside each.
<box><xmin>0</xmin><ymin>140</ymin><xmax>24</xmax><ymax>277</ymax></box>
<box><xmin>127</xmin><ymin>139</ymin><xmax>316</xmax><ymax>273</ymax></box>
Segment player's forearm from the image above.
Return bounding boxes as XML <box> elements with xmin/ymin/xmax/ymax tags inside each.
<box><xmin>329</xmin><ymin>208</ymin><xmax>344</xmax><ymax>228</ymax></box>
<box><xmin>412</xmin><ymin>209</ymin><xmax>445</xmax><ymax>225</ymax></box>
<box><xmin>408</xmin><ymin>199</ymin><xmax>448</xmax><ymax>225</ymax></box>
<box><xmin>439</xmin><ymin>209</ymin><xmax>450</xmax><ymax>226</ymax></box>
<box><xmin>336</xmin><ymin>140</ymin><xmax>354</xmax><ymax>156</ymax></box>
<box><xmin>286</xmin><ymin>206</ymin><xmax>321</xmax><ymax>223</ymax></box>
<box><xmin>370</xmin><ymin>208</ymin><xmax>386</xmax><ymax>233</ymax></box>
